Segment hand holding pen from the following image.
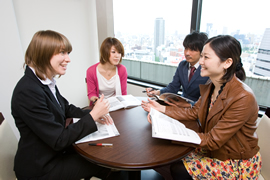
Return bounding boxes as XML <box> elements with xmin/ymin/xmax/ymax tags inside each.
<box><xmin>92</xmin><ymin>96</ymin><xmax>99</xmax><ymax>104</ymax></box>
<box><xmin>142</xmin><ymin>88</ymin><xmax>160</xmax><ymax>97</ymax></box>
<box><xmin>90</xmin><ymin>94</ymin><xmax>113</xmax><ymax>125</ymax></box>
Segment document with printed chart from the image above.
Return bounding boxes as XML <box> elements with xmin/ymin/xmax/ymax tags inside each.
<box><xmin>150</xmin><ymin>108</ymin><xmax>201</xmax><ymax>144</ymax></box>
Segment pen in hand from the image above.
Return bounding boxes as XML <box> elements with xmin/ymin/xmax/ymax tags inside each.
<box><xmin>93</xmin><ymin>97</ymin><xmax>100</xmax><ymax>104</ymax></box>
<box><xmin>142</xmin><ymin>89</ymin><xmax>156</xmax><ymax>93</ymax></box>
<box><xmin>89</xmin><ymin>143</ymin><xmax>113</xmax><ymax>147</ymax></box>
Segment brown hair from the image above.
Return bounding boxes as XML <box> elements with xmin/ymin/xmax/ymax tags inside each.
<box><xmin>99</xmin><ymin>37</ymin><xmax>124</xmax><ymax>64</ymax></box>
<box><xmin>205</xmin><ymin>35</ymin><xmax>246</xmax><ymax>82</ymax></box>
<box><xmin>25</xmin><ymin>30</ymin><xmax>72</xmax><ymax>80</ymax></box>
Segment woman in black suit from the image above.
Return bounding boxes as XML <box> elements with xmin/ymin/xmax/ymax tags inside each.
<box><xmin>11</xmin><ymin>30</ymin><xmax>112</xmax><ymax>180</ymax></box>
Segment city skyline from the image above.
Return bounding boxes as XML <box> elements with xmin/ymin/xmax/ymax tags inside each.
<box><xmin>113</xmin><ymin>0</ymin><xmax>270</xmax><ymax>77</ymax></box>
<box><xmin>113</xmin><ymin>0</ymin><xmax>270</xmax><ymax>36</ymax></box>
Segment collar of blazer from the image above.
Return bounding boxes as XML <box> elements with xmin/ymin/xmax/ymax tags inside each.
<box><xmin>25</xmin><ymin>66</ymin><xmax>65</xmax><ymax>114</ymax></box>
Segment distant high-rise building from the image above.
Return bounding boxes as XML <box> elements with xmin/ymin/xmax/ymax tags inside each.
<box><xmin>206</xmin><ymin>23</ymin><xmax>213</xmax><ymax>36</ymax></box>
<box><xmin>254</xmin><ymin>28</ymin><xmax>270</xmax><ymax>76</ymax></box>
<box><xmin>154</xmin><ymin>18</ymin><xmax>165</xmax><ymax>56</ymax></box>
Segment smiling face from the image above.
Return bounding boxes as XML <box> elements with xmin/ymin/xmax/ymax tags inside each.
<box><xmin>50</xmin><ymin>50</ymin><xmax>70</xmax><ymax>78</ymax></box>
<box><xmin>109</xmin><ymin>46</ymin><xmax>121</xmax><ymax>66</ymax></box>
<box><xmin>199</xmin><ymin>43</ymin><xmax>231</xmax><ymax>82</ymax></box>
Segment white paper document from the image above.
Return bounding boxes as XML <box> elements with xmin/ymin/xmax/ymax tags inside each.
<box><xmin>150</xmin><ymin>108</ymin><xmax>201</xmax><ymax>144</ymax></box>
<box><xmin>75</xmin><ymin>118</ymin><xmax>120</xmax><ymax>144</ymax></box>
<box><xmin>107</xmin><ymin>94</ymin><xmax>141</xmax><ymax>112</ymax></box>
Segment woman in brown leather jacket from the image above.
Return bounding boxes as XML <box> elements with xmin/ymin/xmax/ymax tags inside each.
<box><xmin>142</xmin><ymin>35</ymin><xmax>262</xmax><ymax>179</ymax></box>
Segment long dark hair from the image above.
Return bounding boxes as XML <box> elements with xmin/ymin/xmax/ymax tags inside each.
<box><xmin>205</xmin><ymin>35</ymin><xmax>246</xmax><ymax>81</ymax></box>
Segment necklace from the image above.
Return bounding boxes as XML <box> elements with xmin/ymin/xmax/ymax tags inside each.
<box><xmin>208</xmin><ymin>83</ymin><xmax>226</xmax><ymax>111</ymax></box>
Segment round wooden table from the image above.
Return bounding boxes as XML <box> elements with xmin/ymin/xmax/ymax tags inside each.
<box><xmin>74</xmin><ymin>100</ymin><xmax>200</xmax><ymax>179</ymax></box>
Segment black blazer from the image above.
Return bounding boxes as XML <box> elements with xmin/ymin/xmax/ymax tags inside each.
<box><xmin>11</xmin><ymin>66</ymin><xmax>97</xmax><ymax>177</ymax></box>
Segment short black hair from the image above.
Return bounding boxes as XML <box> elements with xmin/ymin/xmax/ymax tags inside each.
<box><xmin>183</xmin><ymin>31</ymin><xmax>208</xmax><ymax>52</ymax></box>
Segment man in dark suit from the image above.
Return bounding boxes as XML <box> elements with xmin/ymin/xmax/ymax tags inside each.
<box><xmin>146</xmin><ymin>32</ymin><xmax>209</xmax><ymax>103</ymax></box>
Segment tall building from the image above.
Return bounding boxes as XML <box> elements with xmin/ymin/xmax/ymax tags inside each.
<box><xmin>154</xmin><ymin>18</ymin><xmax>165</xmax><ymax>57</ymax></box>
<box><xmin>254</xmin><ymin>28</ymin><xmax>270</xmax><ymax>76</ymax></box>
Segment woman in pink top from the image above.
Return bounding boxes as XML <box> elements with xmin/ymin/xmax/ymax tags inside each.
<box><xmin>86</xmin><ymin>37</ymin><xmax>127</xmax><ymax>105</ymax></box>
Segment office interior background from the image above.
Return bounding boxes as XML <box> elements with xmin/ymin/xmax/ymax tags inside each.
<box><xmin>1</xmin><ymin>0</ymin><xmax>270</xmax><ymax>179</ymax></box>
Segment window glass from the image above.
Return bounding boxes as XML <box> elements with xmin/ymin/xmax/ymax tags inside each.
<box><xmin>201</xmin><ymin>0</ymin><xmax>270</xmax><ymax>107</ymax></box>
<box><xmin>201</xmin><ymin>0</ymin><xmax>270</xmax><ymax>77</ymax></box>
<box><xmin>113</xmin><ymin>0</ymin><xmax>192</xmax><ymax>65</ymax></box>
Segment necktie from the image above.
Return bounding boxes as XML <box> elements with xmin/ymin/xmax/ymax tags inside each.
<box><xmin>189</xmin><ymin>66</ymin><xmax>196</xmax><ymax>82</ymax></box>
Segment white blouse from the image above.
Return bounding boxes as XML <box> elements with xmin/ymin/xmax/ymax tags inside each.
<box><xmin>96</xmin><ymin>66</ymin><xmax>122</xmax><ymax>99</ymax></box>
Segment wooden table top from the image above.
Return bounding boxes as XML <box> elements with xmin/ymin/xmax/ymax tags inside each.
<box><xmin>74</xmin><ymin>104</ymin><xmax>200</xmax><ymax>170</ymax></box>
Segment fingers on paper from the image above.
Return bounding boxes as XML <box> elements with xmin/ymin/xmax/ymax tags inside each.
<box><xmin>147</xmin><ymin>113</ymin><xmax>152</xmax><ymax>124</ymax></box>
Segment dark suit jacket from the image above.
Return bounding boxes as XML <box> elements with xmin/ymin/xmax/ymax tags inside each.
<box><xmin>160</xmin><ymin>60</ymin><xmax>209</xmax><ymax>102</ymax></box>
<box><xmin>11</xmin><ymin>66</ymin><xmax>97</xmax><ymax>177</ymax></box>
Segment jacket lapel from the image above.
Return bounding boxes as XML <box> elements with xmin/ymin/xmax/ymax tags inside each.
<box><xmin>43</xmin><ymin>86</ymin><xmax>65</xmax><ymax>115</ymax></box>
<box><xmin>182</xmin><ymin>62</ymin><xmax>189</xmax><ymax>87</ymax></box>
<box><xmin>198</xmin><ymin>84</ymin><xmax>211</xmax><ymax>130</ymax></box>
<box><xmin>55</xmin><ymin>86</ymin><xmax>65</xmax><ymax>112</ymax></box>
<box><xmin>25</xmin><ymin>66</ymin><xmax>65</xmax><ymax>117</ymax></box>
<box><xmin>198</xmin><ymin>82</ymin><xmax>227</xmax><ymax>130</ymax></box>
<box><xmin>206</xmin><ymin>94</ymin><xmax>225</xmax><ymax>121</ymax></box>
<box><xmin>205</xmin><ymin>82</ymin><xmax>230</xmax><ymax>124</ymax></box>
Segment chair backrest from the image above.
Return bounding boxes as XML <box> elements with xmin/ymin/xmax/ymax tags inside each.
<box><xmin>0</xmin><ymin>113</ymin><xmax>17</xmax><ymax>179</ymax></box>
<box><xmin>257</xmin><ymin>113</ymin><xmax>270</xmax><ymax>179</ymax></box>
<box><xmin>0</xmin><ymin>112</ymin><xmax>4</xmax><ymax>125</ymax></box>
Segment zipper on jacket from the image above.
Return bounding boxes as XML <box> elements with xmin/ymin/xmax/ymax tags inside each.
<box><xmin>235</xmin><ymin>136</ymin><xmax>244</xmax><ymax>148</ymax></box>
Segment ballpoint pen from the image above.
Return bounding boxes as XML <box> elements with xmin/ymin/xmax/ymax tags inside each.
<box><xmin>93</xmin><ymin>96</ymin><xmax>100</xmax><ymax>104</ymax></box>
<box><xmin>88</xmin><ymin>143</ymin><xmax>113</xmax><ymax>147</ymax></box>
<box><xmin>142</xmin><ymin>89</ymin><xmax>157</xmax><ymax>93</ymax></box>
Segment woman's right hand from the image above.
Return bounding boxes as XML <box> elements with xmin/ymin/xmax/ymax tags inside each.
<box><xmin>145</xmin><ymin>88</ymin><xmax>160</xmax><ymax>97</ymax></box>
<box><xmin>90</xmin><ymin>94</ymin><xmax>113</xmax><ymax>124</ymax></box>
<box><xmin>90</xmin><ymin>96</ymin><xmax>99</xmax><ymax>105</ymax></box>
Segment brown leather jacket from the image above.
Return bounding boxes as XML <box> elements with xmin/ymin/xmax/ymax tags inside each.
<box><xmin>165</xmin><ymin>76</ymin><xmax>260</xmax><ymax>161</ymax></box>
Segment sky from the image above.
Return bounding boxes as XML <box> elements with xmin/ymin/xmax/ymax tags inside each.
<box><xmin>113</xmin><ymin>0</ymin><xmax>192</xmax><ymax>35</ymax></box>
<box><xmin>113</xmin><ymin>0</ymin><xmax>270</xmax><ymax>36</ymax></box>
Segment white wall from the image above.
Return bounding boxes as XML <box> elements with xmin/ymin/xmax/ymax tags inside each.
<box><xmin>0</xmin><ymin>0</ymin><xmax>110</xmax><ymax>138</ymax></box>
<box><xmin>12</xmin><ymin>0</ymin><xmax>101</xmax><ymax>107</ymax></box>
<box><xmin>0</xmin><ymin>0</ymin><xmax>25</xmax><ymax>140</ymax></box>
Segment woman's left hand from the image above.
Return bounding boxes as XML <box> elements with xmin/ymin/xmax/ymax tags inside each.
<box><xmin>147</xmin><ymin>113</ymin><xmax>152</xmax><ymax>124</ymax></box>
<box><xmin>96</xmin><ymin>114</ymin><xmax>114</xmax><ymax>125</ymax></box>
<box><xmin>141</xmin><ymin>98</ymin><xmax>166</xmax><ymax>113</ymax></box>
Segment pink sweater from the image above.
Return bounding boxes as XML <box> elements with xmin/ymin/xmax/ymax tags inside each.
<box><xmin>86</xmin><ymin>62</ymin><xmax>127</xmax><ymax>105</ymax></box>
